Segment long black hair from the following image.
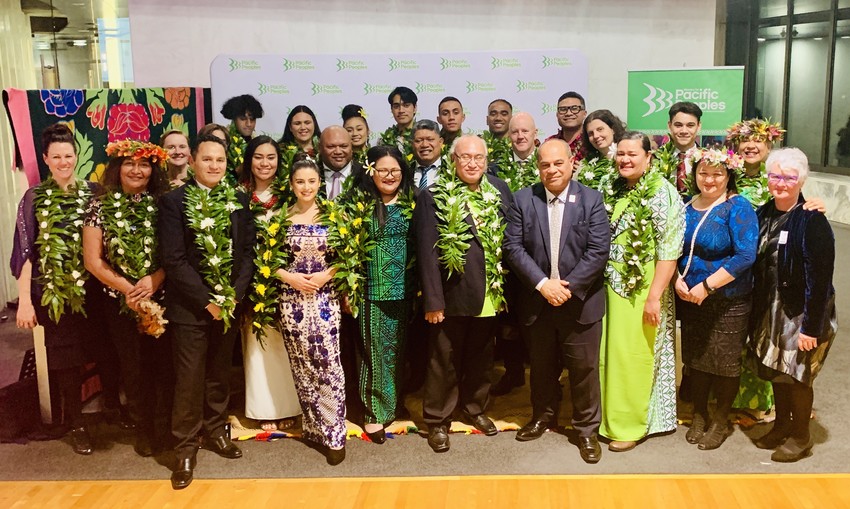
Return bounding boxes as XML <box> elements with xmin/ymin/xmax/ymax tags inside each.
<box><xmin>359</xmin><ymin>145</ymin><xmax>415</xmax><ymax>226</ymax></box>
<box><xmin>238</xmin><ymin>135</ymin><xmax>282</xmax><ymax>192</ymax></box>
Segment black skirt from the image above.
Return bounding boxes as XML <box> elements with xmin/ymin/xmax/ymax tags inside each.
<box><xmin>679</xmin><ymin>295</ymin><xmax>752</xmax><ymax>377</ymax></box>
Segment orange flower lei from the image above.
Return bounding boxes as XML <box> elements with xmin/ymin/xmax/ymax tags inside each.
<box><xmin>106</xmin><ymin>139</ymin><xmax>170</xmax><ymax>168</ymax></box>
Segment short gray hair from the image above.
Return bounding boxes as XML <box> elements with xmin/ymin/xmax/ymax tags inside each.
<box><xmin>450</xmin><ymin>134</ymin><xmax>487</xmax><ymax>156</ymax></box>
<box><xmin>765</xmin><ymin>147</ymin><xmax>809</xmax><ymax>182</ymax></box>
<box><xmin>412</xmin><ymin>119</ymin><xmax>441</xmax><ymax>136</ymax></box>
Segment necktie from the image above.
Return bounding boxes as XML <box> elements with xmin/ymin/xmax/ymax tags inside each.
<box><xmin>549</xmin><ymin>196</ymin><xmax>561</xmax><ymax>280</ymax></box>
<box><xmin>330</xmin><ymin>171</ymin><xmax>342</xmax><ymax>199</ymax></box>
<box><xmin>418</xmin><ymin>165</ymin><xmax>434</xmax><ymax>190</ymax></box>
<box><xmin>676</xmin><ymin>152</ymin><xmax>687</xmax><ymax>194</ymax></box>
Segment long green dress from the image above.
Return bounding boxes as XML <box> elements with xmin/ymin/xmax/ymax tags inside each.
<box><xmin>732</xmin><ymin>162</ymin><xmax>775</xmax><ymax>412</ymax></box>
<box><xmin>599</xmin><ymin>175</ymin><xmax>685</xmax><ymax>441</ymax></box>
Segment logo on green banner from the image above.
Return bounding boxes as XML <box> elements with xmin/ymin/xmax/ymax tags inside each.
<box><xmin>542</xmin><ymin>56</ymin><xmax>571</xmax><ymax>68</ymax></box>
<box><xmin>228</xmin><ymin>59</ymin><xmax>261</xmax><ymax>72</ymax></box>
<box><xmin>311</xmin><ymin>83</ymin><xmax>343</xmax><ymax>96</ymax></box>
<box><xmin>491</xmin><ymin>57</ymin><xmax>521</xmax><ymax>70</ymax></box>
<box><xmin>466</xmin><ymin>81</ymin><xmax>496</xmax><ymax>93</ymax></box>
<box><xmin>363</xmin><ymin>83</ymin><xmax>393</xmax><ymax>95</ymax></box>
<box><xmin>388</xmin><ymin>58</ymin><xmax>419</xmax><ymax>71</ymax></box>
<box><xmin>541</xmin><ymin>103</ymin><xmax>557</xmax><ymax>115</ymax></box>
<box><xmin>440</xmin><ymin>58</ymin><xmax>471</xmax><ymax>70</ymax></box>
<box><xmin>627</xmin><ymin>68</ymin><xmax>744</xmax><ymax>135</ymax></box>
<box><xmin>282</xmin><ymin>58</ymin><xmax>315</xmax><ymax>71</ymax></box>
<box><xmin>415</xmin><ymin>82</ymin><xmax>446</xmax><ymax>94</ymax></box>
<box><xmin>257</xmin><ymin>83</ymin><xmax>290</xmax><ymax>96</ymax></box>
<box><xmin>336</xmin><ymin>59</ymin><xmax>368</xmax><ymax>71</ymax></box>
<box><xmin>516</xmin><ymin>80</ymin><xmax>546</xmax><ymax>93</ymax></box>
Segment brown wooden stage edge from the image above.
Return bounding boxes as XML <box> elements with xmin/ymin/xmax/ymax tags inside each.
<box><xmin>1</xmin><ymin>475</ymin><xmax>849</xmax><ymax>509</ymax></box>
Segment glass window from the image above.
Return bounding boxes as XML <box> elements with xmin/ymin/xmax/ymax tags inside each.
<box><xmin>786</xmin><ymin>22</ymin><xmax>831</xmax><ymax>164</ymax></box>
<box><xmin>755</xmin><ymin>26</ymin><xmax>787</xmax><ymax>123</ymax></box>
<box><xmin>759</xmin><ymin>0</ymin><xmax>787</xmax><ymax>17</ymax></box>
<box><xmin>829</xmin><ymin>20</ymin><xmax>850</xmax><ymax>167</ymax></box>
<box><xmin>793</xmin><ymin>0</ymin><xmax>832</xmax><ymax>14</ymax></box>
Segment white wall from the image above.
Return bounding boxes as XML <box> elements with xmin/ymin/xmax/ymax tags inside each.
<box><xmin>129</xmin><ymin>0</ymin><xmax>717</xmax><ymax>125</ymax></box>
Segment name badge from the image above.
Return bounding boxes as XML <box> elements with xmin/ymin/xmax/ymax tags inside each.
<box><xmin>568</xmin><ymin>194</ymin><xmax>576</xmax><ymax>203</ymax></box>
<box><xmin>779</xmin><ymin>231</ymin><xmax>788</xmax><ymax>244</ymax></box>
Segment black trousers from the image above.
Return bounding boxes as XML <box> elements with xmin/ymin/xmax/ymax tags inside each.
<box><xmin>102</xmin><ymin>297</ymin><xmax>174</xmax><ymax>443</ymax></box>
<box><xmin>526</xmin><ymin>308</ymin><xmax>602</xmax><ymax>437</ymax></box>
<box><xmin>170</xmin><ymin>317</ymin><xmax>238</xmax><ymax>459</ymax></box>
<box><xmin>423</xmin><ymin>316</ymin><xmax>496</xmax><ymax>425</ymax></box>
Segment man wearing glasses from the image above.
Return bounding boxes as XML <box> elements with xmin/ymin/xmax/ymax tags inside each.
<box><xmin>546</xmin><ymin>91</ymin><xmax>588</xmax><ymax>162</ymax></box>
<box><xmin>415</xmin><ymin>135</ymin><xmax>513</xmax><ymax>452</ymax></box>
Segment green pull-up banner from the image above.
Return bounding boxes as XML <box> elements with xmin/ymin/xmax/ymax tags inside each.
<box><xmin>627</xmin><ymin>67</ymin><xmax>744</xmax><ymax>136</ymax></box>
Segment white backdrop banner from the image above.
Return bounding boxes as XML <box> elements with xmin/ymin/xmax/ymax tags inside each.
<box><xmin>209</xmin><ymin>49</ymin><xmax>588</xmax><ymax>142</ymax></box>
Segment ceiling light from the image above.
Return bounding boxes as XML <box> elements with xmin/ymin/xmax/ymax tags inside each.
<box><xmin>72</xmin><ymin>40</ymin><xmax>87</xmax><ymax>46</ymax></box>
<box><xmin>814</xmin><ymin>37</ymin><xmax>824</xmax><ymax>40</ymax></box>
<box><xmin>757</xmin><ymin>37</ymin><xmax>766</xmax><ymax>42</ymax></box>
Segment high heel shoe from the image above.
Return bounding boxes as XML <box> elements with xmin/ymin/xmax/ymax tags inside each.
<box><xmin>365</xmin><ymin>427</ymin><xmax>386</xmax><ymax>444</ymax></box>
<box><xmin>326</xmin><ymin>446</ymin><xmax>346</xmax><ymax>465</ymax></box>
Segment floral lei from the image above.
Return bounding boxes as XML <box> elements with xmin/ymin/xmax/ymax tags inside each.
<box><xmin>737</xmin><ymin>162</ymin><xmax>771</xmax><ymax>207</ymax></box>
<box><xmin>226</xmin><ymin>122</ymin><xmax>247</xmax><ymax>179</ymax></box>
<box><xmin>379</xmin><ymin>125</ymin><xmax>415</xmax><ymax>165</ymax></box>
<box><xmin>600</xmin><ymin>165</ymin><xmax>665</xmax><ymax>299</ymax></box>
<box><xmin>245</xmin><ymin>191</ymin><xmax>291</xmax><ymax>345</ymax></box>
<box><xmin>99</xmin><ymin>191</ymin><xmax>160</xmax><ymax>311</ymax></box>
<box><xmin>575</xmin><ymin>156</ymin><xmax>615</xmax><ymax>190</ymax></box>
<box><xmin>481</xmin><ymin>131</ymin><xmax>512</xmax><ymax>169</ymax></box>
<box><xmin>184</xmin><ymin>182</ymin><xmax>242</xmax><ymax>331</ymax></box>
<box><xmin>493</xmin><ymin>150</ymin><xmax>538</xmax><ymax>193</ymax></box>
<box><xmin>432</xmin><ymin>163</ymin><xmax>506</xmax><ymax>312</ymax></box>
<box><xmin>652</xmin><ymin>141</ymin><xmax>680</xmax><ymax>189</ymax></box>
<box><xmin>33</xmin><ymin>178</ymin><xmax>92</xmax><ymax>322</ymax></box>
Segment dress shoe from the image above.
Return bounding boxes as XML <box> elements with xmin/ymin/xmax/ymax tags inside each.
<box><xmin>134</xmin><ymin>433</ymin><xmax>153</xmax><ymax>457</ymax></box>
<box><xmin>490</xmin><ymin>372</ymin><xmax>525</xmax><ymax>396</ymax></box>
<box><xmin>365</xmin><ymin>427</ymin><xmax>386</xmax><ymax>444</ymax></box>
<box><xmin>105</xmin><ymin>406</ymin><xmax>136</xmax><ymax>430</ymax></box>
<box><xmin>465</xmin><ymin>412</ymin><xmax>498</xmax><ymax>436</ymax></box>
<box><xmin>578</xmin><ymin>435</ymin><xmax>602</xmax><ymax>464</ymax></box>
<box><xmin>516</xmin><ymin>419</ymin><xmax>553</xmax><ymax>442</ymax></box>
<box><xmin>698</xmin><ymin>422</ymin><xmax>731</xmax><ymax>450</ymax></box>
<box><xmin>326</xmin><ymin>446</ymin><xmax>346</xmax><ymax>465</ymax></box>
<box><xmin>69</xmin><ymin>426</ymin><xmax>93</xmax><ymax>455</ymax></box>
<box><xmin>755</xmin><ymin>424</ymin><xmax>792</xmax><ymax>449</ymax></box>
<box><xmin>428</xmin><ymin>425</ymin><xmax>450</xmax><ymax>452</ymax></box>
<box><xmin>203</xmin><ymin>435</ymin><xmax>243</xmax><ymax>459</ymax></box>
<box><xmin>608</xmin><ymin>440</ymin><xmax>637</xmax><ymax>452</ymax></box>
<box><xmin>686</xmin><ymin>414</ymin><xmax>707</xmax><ymax>444</ymax></box>
<box><xmin>771</xmin><ymin>436</ymin><xmax>813</xmax><ymax>462</ymax></box>
<box><xmin>170</xmin><ymin>457</ymin><xmax>194</xmax><ymax>490</ymax></box>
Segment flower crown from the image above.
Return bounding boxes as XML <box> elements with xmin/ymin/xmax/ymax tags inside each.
<box><xmin>726</xmin><ymin>119</ymin><xmax>785</xmax><ymax>144</ymax></box>
<box><xmin>686</xmin><ymin>146</ymin><xmax>744</xmax><ymax>172</ymax></box>
<box><xmin>106</xmin><ymin>139</ymin><xmax>170</xmax><ymax>168</ymax></box>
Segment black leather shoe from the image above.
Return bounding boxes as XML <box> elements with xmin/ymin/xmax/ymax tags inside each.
<box><xmin>326</xmin><ymin>446</ymin><xmax>346</xmax><ymax>465</ymax></box>
<box><xmin>69</xmin><ymin>426</ymin><xmax>93</xmax><ymax>455</ymax></box>
<box><xmin>578</xmin><ymin>435</ymin><xmax>602</xmax><ymax>464</ymax></box>
<box><xmin>516</xmin><ymin>419</ymin><xmax>552</xmax><ymax>442</ymax></box>
<box><xmin>428</xmin><ymin>425</ymin><xmax>450</xmax><ymax>452</ymax></box>
<box><xmin>134</xmin><ymin>433</ymin><xmax>153</xmax><ymax>457</ymax></box>
<box><xmin>365</xmin><ymin>427</ymin><xmax>386</xmax><ymax>444</ymax></box>
<box><xmin>204</xmin><ymin>435</ymin><xmax>242</xmax><ymax>459</ymax></box>
<box><xmin>755</xmin><ymin>424</ymin><xmax>792</xmax><ymax>449</ymax></box>
<box><xmin>490</xmin><ymin>372</ymin><xmax>525</xmax><ymax>396</ymax></box>
<box><xmin>170</xmin><ymin>457</ymin><xmax>194</xmax><ymax>490</ymax></box>
<box><xmin>771</xmin><ymin>436</ymin><xmax>813</xmax><ymax>462</ymax></box>
<box><xmin>465</xmin><ymin>413</ymin><xmax>498</xmax><ymax>436</ymax></box>
<box><xmin>698</xmin><ymin>422</ymin><xmax>731</xmax><ymax>450</ymax></box>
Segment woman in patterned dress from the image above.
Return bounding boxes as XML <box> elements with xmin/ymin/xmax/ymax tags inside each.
<box><xmin>353</xmin><ymin>145</ymin><xmax>416</xmax><ymax>444</ymax></box>
<box><xmin>238</xmin><ymin>136</ymin><xmax>301</xmax><ymax>433</ymax></box>
<box><xmin>276</xmin><ymin>154</ymin><xmax>346</xmax><ymax>465</ymax></box>
<box><xmin>598</xmin><ymin>131</ymin><xmax>685</xmax><ymax>452</ymax></box>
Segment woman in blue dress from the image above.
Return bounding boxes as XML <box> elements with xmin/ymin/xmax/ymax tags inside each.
<box><xmin>674</xmin><ymin>147</ymin><xmax>758</xmax><ymax>450</ymax></box>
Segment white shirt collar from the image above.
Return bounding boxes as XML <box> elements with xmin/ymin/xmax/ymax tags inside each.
<box><xmin>194</xmin><ymin>179</ymin><xmax>213</xmax><ymax>192</ymax></box>
<box><xmin>323</xmin><ymin>161</ymin><xmax>352</xmax><ymax>177</ymax></box>
<box><xmin>544</xmin><ymin>183</ymin><xmax>570</xmax><ymax>204</ymax></box>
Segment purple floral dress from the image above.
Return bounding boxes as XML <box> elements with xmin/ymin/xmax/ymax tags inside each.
<box><xmin>279</xmin><ymin>223</ymin><xmax>346</xmax><ymax>448</ymax></box>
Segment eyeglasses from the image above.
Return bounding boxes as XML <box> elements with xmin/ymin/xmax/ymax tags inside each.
<box><xmin>557</xmin><ymin>105</ymin><xmax>584</xmax><ymax>115</ymax></box>
<box><xmin>767</xmin><ymin>173</ymin><xmax>799</xmax><ymax>185</ymax></box>
<box><xmin>455</xmin><ymin>154</ymin><xmax>486</xmax><ymax>165</ymax></box>
<box><xmin>374</xmin><ymin>168</ymin><xmax>402</xmax><ymax>178</ymax></box>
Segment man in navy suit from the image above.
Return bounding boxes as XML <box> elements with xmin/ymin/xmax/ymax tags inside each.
<box><xmin>503</xmin><ymin>139</ymin><xmax>610</xmax><ymax>463</ymax></box>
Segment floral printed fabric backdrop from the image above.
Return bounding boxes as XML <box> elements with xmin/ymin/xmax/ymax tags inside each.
<box><xmin>3</xmin><ymin>87</ymin><xmax>209</xmax><ymax>186</ymax></box>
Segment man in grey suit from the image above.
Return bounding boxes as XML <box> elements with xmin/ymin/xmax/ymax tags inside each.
<box><xmin>503</xmin><ymin>139</ymin><xmax>610</xmax><ymax>463</ymax></box>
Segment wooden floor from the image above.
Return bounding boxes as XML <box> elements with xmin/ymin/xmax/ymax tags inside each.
<box><xmin>2</xmin><ymin>474</ymin><xmax>849</xmax><ymax>509</ymax></box>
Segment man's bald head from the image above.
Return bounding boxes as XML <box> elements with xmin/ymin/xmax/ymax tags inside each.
<box><xmin>509</xmin><ymin>112</ymin><xmax>538</xmax><ymax>160</ymax></box>
<box><xmin>320</xmin><ymin>125</ymin><xmax>353</xmax><ymax>170</ymax></box>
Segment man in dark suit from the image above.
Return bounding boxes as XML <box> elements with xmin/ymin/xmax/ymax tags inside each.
<box><xmin>158</xmin><ymin>134</ymin><xmax>255</xmax><ymax>489</ymax></box>
<box><xmin>503</xmin><ymin>139</ymin><xmax>610</xmax><ymax>464</ymax></box>
<box><xmin>415</xmin><ymin>135</ymin><xmax>513</xmax><ymax>452</ymax></box>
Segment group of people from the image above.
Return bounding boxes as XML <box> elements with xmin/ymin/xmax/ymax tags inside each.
<box><xmin>11</xmin><ymin>85</ymin><xmax>836</xmax><ymax>490</ymax></box>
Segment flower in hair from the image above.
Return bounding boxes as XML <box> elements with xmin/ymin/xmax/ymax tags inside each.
<box><xmin>106</xmin><ymin>139</ymin><xmax>170</xmax><ymax>168</ymax></box>
<box><xmin>364</xmin><ymin>161</ymin><xmax>376</xmax><ymax>176</ymax></box>
<box><xmin>686</xmin><ymin>146</ymin><xmax>744</xmax><ymax>172</ymax></box>
<box><xmin>358</xmin><ymin>108</ymin><xmax>368</xmax><ymax>119</ymax></box>
<box><xmin>726</xmin><ymin>119</ymin><xmax>785</xmax><ymax>144</ymax></box>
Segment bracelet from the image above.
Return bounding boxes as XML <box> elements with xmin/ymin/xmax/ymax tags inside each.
<box><xmin>702</xmin><ymin>280</ymin><xmax>716</xmax><ymax>295</ymax></box>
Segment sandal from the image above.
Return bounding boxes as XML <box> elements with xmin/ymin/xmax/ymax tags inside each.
<box><xmin>278</xmin><ymin>418</ymin><xmax>296</xmax><ymax>430</ymax></box>
<box><xmin>260</xmin><ymin>421</ymin><xmax>278</xmax><ymax>432</ymax></box>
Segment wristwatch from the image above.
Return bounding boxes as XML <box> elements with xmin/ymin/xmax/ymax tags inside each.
<box><xmin>702</xmin><ymin>280</ymin><xmax>717</xmax><ymax>295</ymax></box>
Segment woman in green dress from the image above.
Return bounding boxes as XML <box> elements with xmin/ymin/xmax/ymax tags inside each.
<box><xmin>354</xmin><ymin>145</ymin><xmax>417</xmax><ymax>443</ymax></box>
<box><xmin>599</xmin><ymin>131</ymin><xmax>685</xmax><ymax>452</ymax></box>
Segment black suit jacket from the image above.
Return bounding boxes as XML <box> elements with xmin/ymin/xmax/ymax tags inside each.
<box><xmin>503</xmin><ymin>181</ymin><xmax>610</xmax><ymax>326</ymax></box>
<box><xmin>415</xmin><ymin>174</ymin><xmax>513</xmax><ymax>316</ymax></box>
<box><xmin>158</xmin><ymin>181</ymin><xmax>256</xmax><ymax>326</ymax></box>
